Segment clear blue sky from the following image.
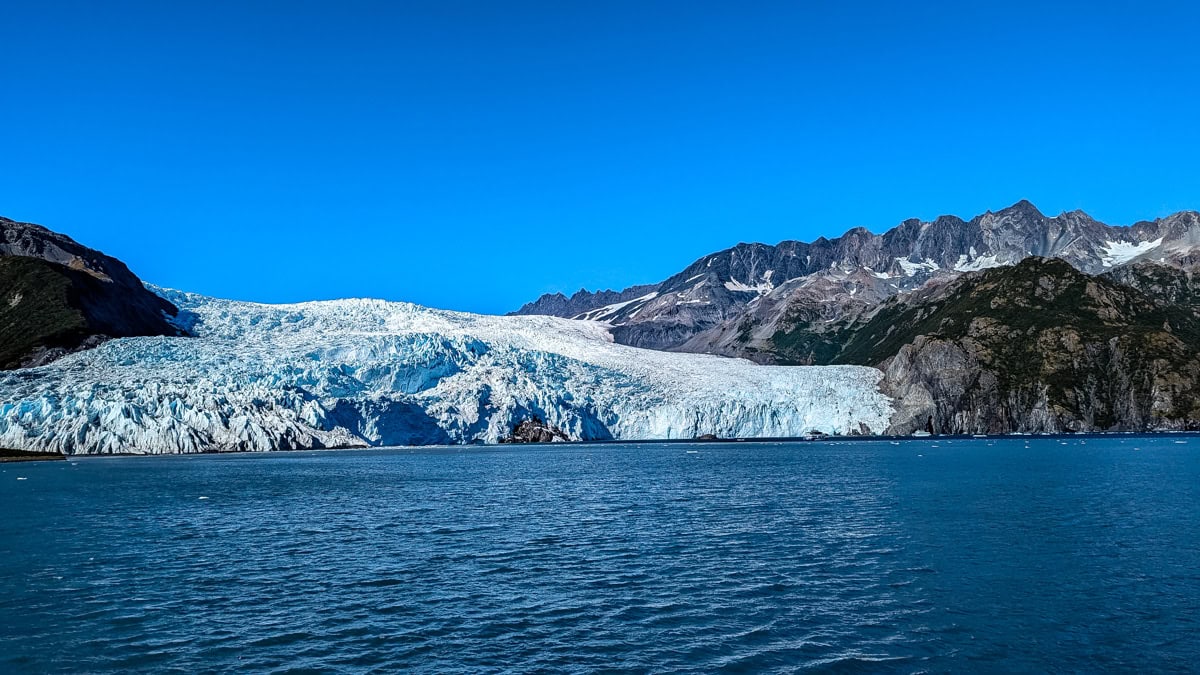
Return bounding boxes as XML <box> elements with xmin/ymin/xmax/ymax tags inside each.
<box><xmin>3</xmin><ymin>1</ymin><xmax>1198</xmax><ymax>313</ymax></box>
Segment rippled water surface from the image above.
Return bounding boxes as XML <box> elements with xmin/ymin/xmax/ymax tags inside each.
<box><xmin>3</xmin><ymin>436</ymin><xmax>1199</xmax><ymax>672</ymax></box>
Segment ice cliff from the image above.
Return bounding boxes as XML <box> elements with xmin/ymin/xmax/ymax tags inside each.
<box><xmin>0</xmin><ymin>291</ymin><xmax>893</xmax><ymax>454</ymax></box>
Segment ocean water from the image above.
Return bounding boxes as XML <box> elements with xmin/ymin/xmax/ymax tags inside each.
<box><xmin>2</xmin><ymin>436</ymin><xmax>1198</xmax><ymax>673</ymax></box>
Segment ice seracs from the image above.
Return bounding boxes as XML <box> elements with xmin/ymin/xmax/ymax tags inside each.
<box><xmin>0</xmin><ymin>291</ymin><xmax>893</xmax><ymax>454</ymax></box>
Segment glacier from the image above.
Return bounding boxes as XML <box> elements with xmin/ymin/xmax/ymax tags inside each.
<box><xmin>0</xmin><ymin>291</ymin><xmax>893</xmax><ymax>454</ymax></box>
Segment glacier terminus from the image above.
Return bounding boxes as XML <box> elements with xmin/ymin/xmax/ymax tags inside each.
<box><xmin>0</xmin><ymin>289</ymin><xmax>893</xmax><ymax>454</ymax></box>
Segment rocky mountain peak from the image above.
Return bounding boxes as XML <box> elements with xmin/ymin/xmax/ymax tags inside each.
<box><xmin>514</xmin><ymin>201</ymin><xmax>1200</xmax><ymax>354</ymax></box>
<box><xmin>996</xmin><ymin>198</ymin><xmax>1045</xmax><ymax>219</ymax></box>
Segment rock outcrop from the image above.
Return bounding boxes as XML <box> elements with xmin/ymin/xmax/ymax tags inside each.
<box><xmin>0</xmin><ymin>217</ymin><xmax>186</xmax><ymax>369</ymax></box>
<box><xmin>501</xmin><ymin>417</ymin><xmax>571</xmax><ymax>443</ymax></box>
<box><xmin>816</xmin><ymin>258</ymin><xmax>1200</xmax><ymax>434</ymax></box>
<box><xmin>1103</xmin><ymin>261</ymin><xmax>1200</xmax><ymax>309</ymax></box>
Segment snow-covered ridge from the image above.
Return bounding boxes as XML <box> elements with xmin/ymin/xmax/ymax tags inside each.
<box><xmin>0</xmin><ymin>291</ymin><xmax>893</xmax><ymax>454</ymax></box>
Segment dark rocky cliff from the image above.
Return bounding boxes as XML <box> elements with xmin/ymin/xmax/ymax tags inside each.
<box><xmin>501</xmin><ymin>417</ymin><xmax>571</xmax><ymax>443</ymax></box>
<box><xmin>784</xmin><ymin>258</ymin><xmax>1200</xmax><ymax>434</ymax></box>
<box><xmin>0</xmin><ymin>217</ymin><xmax>185</xmax><ymax>369</ymax></box>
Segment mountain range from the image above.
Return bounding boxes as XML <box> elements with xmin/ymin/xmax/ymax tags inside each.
<box><xmin>513</xmin><ymin>200</ymin><xmax>1200</xmax><ymax>361</ymax></box>
<box><xmin>2</xmin><ymin>201</ymin><xmax>1199</xmax><ymax>454</ymax></box>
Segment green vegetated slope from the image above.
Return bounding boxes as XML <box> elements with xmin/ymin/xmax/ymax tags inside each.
<box><xmin>0</xmin><ymin>256</ymin><xmax>182</xmax><ymax>369</ymax></box>
<box><xmin>770</xmin><ymin>258</ymin><xmax>1200</xmax><ymax>433</ymax></box>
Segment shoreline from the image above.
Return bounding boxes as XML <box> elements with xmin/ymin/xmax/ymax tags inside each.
<box><xmin>32</xmin><ymin>429</ymin><xmax>1200</xmax><ymax>459</ymax></box>
<box><xmin>565</xmin><ymin>429</ymin><xmax>1200</xmax><ymax>446</ymax></box>
<box><xmin>0</xmin><ymin>448</ymin><xmax>66</xmax><ymax>463</ymax></box>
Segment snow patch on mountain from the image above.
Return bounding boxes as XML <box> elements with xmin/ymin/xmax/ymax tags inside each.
<box><xmin>953</xmin><ymin>253</ymin><xmax>1006</xmax><ymax>272</ymax></box>
<box><xmin>0</xmin><ymin>291</ymin><xmax>892</xmax><ymax>454</ymax></box>
<box><xmin>724</xmin><ymin>274</ymin><xmax>774</xmax><ymax>294</ymax></box>
<box><xmin>1101</xmin><ymin>238</ymin><xmax>1163</xmax><ymax>267</ymax></box>
<box><xmin>896</xmin><ymin>257</ymin><xmax>940</xmax><ymax>276</ymax></box>
<box><xmin>572</xmin><ymin>292</ymin><xmax>658</xmax><ymax>321</ymax></box>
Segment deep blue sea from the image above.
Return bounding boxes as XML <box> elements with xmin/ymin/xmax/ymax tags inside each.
<box><xmin>2</xmin><ymin>435</ymin><xmax>1199</xmax><ymax>673</ymax></box>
